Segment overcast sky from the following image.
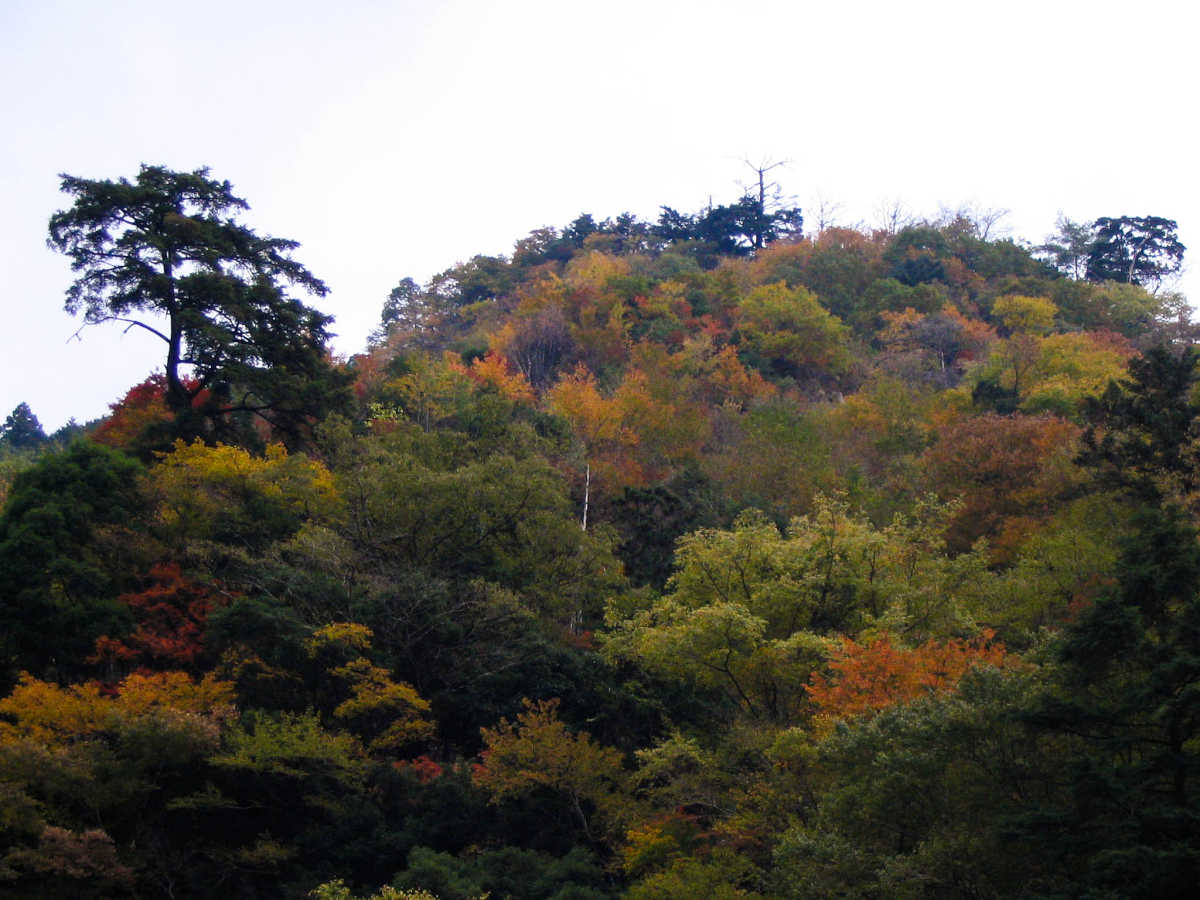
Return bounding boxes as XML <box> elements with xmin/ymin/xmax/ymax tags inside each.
<box><xmin>3</xmin><ymin>0</ymin><xmax>1196</xmax><ymax>431</ymax></box>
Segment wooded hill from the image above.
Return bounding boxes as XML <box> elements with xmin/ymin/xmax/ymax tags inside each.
<box><xmin>0</xmin><ymin>165</ymin><xmax>1196</xmax><ymax>898</ymax></box>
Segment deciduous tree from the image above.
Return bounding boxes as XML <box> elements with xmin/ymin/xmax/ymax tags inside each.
<box><xmin>474</xmin><ymin>698</ymin><xmax>626</xmax><ymax>843</ymax></box>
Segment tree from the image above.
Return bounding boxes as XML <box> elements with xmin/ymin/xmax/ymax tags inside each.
<box><xmin>0</xmin><ymin>403</ymin><xmax>47</xmax><ymax>450</ymax></box>
<box><xmin>654</xmin><ymin>193</ymin><xmax>803</xmax><ymax>261</ymax></box>
<box><xmin>372</xmin><ymin>276</ymin><xmax>425</xmax><ymax>345</ymax></box>
<box><xmin>148</xmin><ymin>438</ymin><xmax>341</xmax><ymax>555</ymax></box>
<box><xmin>1078</xmin><ymin>344</ymin><xmax>1200</xmax><ymax>505</ymax></box>
<box><xmin>90</xmin><ymin>562</ymin><xmax>220</xmax><ymax>675</ymax></box>
<box><xmin>920</xmin><ymin>412</ymin><xmax>1081</xmax><ymax>555</ymax></box>
<box><xmin>1085</xmin><ymin>215</ymin><xmax>1185</xmax><ymax>288</ymax></box>
<box><xmin>605</xmin><ymin>499</ymin><xmax>903</xmax><ymax>723</ymax></box>
<box><xmin>473</xmin><ymin>698</ymin><xmax>626</xmax><ymax>844</ymax></box>
<box><xmin>1053</xmin><ymin>359</ymin><xmax>1200</xmax><ymax>893</ymax></box>
<box><xmin>806</xmin><ymin>632</ymin><xmax>1011</xmax><ymax>724</ymax></box>
<box><xmin>1016</xmin><ymin>502</ymin><xmax>1200</xmax><ymax>898</ymax></box>
<box><xmin>735</xmin><ymin>282</ymin><xmax>850</xmax><ymax>379</ymax></box>
<box><xmin>0</xmin><ymin>441</ymin><xmax>145</xmax><ymax>683</ymax></box>
<box><xmin>1036</xmin><ymin>214</ymin><xmax>1094</xmax><ymax>279</ymax></box>
<box><xmin>774</xmin><ymin>667</ymin><xmax>1049</xmax><ymax>899</ymax></box>
<box><xmin>48</xmin><ymin>164</ymin><xmax>349</xmax><ymax>442</ymax></box>
<box><xmin>991</xmin><ymin>294</ymin><xmax>1056</xmax><ymax>336</ymax></box>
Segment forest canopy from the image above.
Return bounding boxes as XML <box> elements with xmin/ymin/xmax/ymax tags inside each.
<box><xmin>1</xmin><ymin>164</ymin><xmax>1196</xmax><ymax>899</ymax></box>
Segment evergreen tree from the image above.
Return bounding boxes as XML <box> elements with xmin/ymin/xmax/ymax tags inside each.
<box><xmin>48</xmin><ymin>164</ymin><xmax>351</xmax><ymax>446</ymax></box>
<box><xmin>1017</xmin><ymin>346</ymin><xmax>1200</xmax><ymax>896</ymax></box>
<box><xmin>0</xmin><ymin>402</ymin><xmax>47</xmax><ymax>450</ymax></box>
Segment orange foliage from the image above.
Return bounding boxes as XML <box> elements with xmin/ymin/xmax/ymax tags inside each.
<box><xmin>473</xmin><ymin>698</ymin><xmax>624</xmax><ymax>840</ymax></box>
<box><xmin>806</xmin><ymin>631</ymin><xmax>1010</xmax><ymax>721</ymax></box>
<box><xmin>547</xmin><ymin>363</ymin><xmax>642</xmax><ymax>488</ymax></box>
<box><xmin>547</xmin><ymin>361</ymin><xmax>708</xmax><ymax>493</ymax></box>
<box><xmin>921</xmin><ymin>412</ymin><xmax>1081</xmax><ymax>555</ymax></box>
<box><xmin>447</xmin><ymin>350</ymin><xmax>535</xmax><ymax>404</ymax></box>
<box><xmin>349</xmin><ymin>350</ymin><xmax>388</xmax><ymax>403</ymax></box>
<box><xmin>674</xmin><ymin>341</ymin><xmax>776</xmax><ymax>410</ymax></box>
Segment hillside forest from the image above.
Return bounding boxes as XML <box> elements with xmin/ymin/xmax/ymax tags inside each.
<box><xmin>1</xmin><ymin>164</ymin><xmax>1198</xmax><ymax>899</ymax></box>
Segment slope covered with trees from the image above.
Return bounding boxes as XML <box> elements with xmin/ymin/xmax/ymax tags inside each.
<box><xmin>1</xmin><ymin>164</ymin><xmax>1196</xmax><ymax>898</ymax></box>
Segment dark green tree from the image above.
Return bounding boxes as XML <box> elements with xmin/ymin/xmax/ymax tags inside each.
<box><xmin>655</xmin><ymin>194</ymin><xmax>803</xmax><ymax>261</ymax></box>
<box><xmin>1086</xmin><ymin>215</ymin><xmax>1186</xmax><ymax>287</ymax></box>
<box><xmin>1016</xmin><ymin>346</ymin><xmax>1200</xmax><ymax>896</ymax></box>
<box><xmin>883</xmin><ymin>225</ymin><xmax>950</xmax><ymax>286</ymax></box>
<box><xmin>0</xmin><ymin>442</ymin><xmax>145</xmax><ymax>684</ymax></box>
<box><xmin>0</xmin><ymin>402</ymin><xmax>47</xmax><ymax>450</ymax></box>
<box><xmin>1078</xmin><ymin>344</ymin><xmax>1200</xmax><ymax>502</ymax></box>
<box><xmin>1014</xmin><ymin>502</ymin><xmax>1200</xmax><ymax>898</ymax></box>
<box><xmin>48</xmin><ymin>164</ymin><xmax>349</xmax><ymax>443</ymax></box>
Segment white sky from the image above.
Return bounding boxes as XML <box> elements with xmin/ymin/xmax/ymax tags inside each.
<box><xmin>2</xmin><ymin>0</ymin><xmax>1196</xmax><ymax>431</ymax></box>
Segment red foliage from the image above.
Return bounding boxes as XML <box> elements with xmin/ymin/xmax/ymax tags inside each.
<box><xmin>349</xmin><ymin>351</ymin><xmax>387</xmax><ymax>402</ymax></box>
<box><xmin>92</xmin><ymin>374</ymin><xmax>210</xmax><ymax>449</ymax></box>
<box><xmin>92</xmin><ymin>563</ymin><xmax>226</xmax><ymax>672</ymax></box>
<box><xmin>393</xmin><ymin>754</ymin><xmax>445</xmax><ymax>783</ymax></box>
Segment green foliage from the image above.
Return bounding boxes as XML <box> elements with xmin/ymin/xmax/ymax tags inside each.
<box><xmin>735</xmin><ymin>282</ymin><xmax>850</xmax><ymax>378</ymax></box>
<box><xmin>606</xmin><ymin>496</ymin><xmax>986</xmax><ymax>722</ymax></box>
<box><xmin>1086</xmin><ymin>215</ymin><xmax>1185</xmax><ymax>288</ymax></box>
<box><xmin>310</xmin><ymin>880</ymin><xmax>443</xmax><ymax>900</ymax></box>
<box><xmin>213</xmin><ymin>710</ymin><xmax>364</xmax><ymax>782</ymax></box>
<box><xmin>0</xmin><ymin>441</ymin><xmax>144</xmax><ymax>683</ymax></box>
<box><xmin>703</xmin><ymin>398</ymin><xmax>838</xmax><ymax>521</ymax></box>
<box><xmin>1013</xmin><ymin>503</ymin><xmax>1200</xmax><ymax>898</ymax></box>
<box><xmin>774</xmin><ymin>666</ymin><xmax>1046</xmax><ymax>898</ymax></box>
<box><xmin>329</xmin><ymin>434</ymin><xmax>625</xmax><ymax>623</ymax></box>
<box><xmin>392</xmin><ymin>844</ymin><xmax>610</xmax><ymax>900</ymax></box>
<box><xmin>1079</xmin><ymin>344</ymin><xmax>1200</xmax><ymax>504</ymax></box>
<box><xmin>625</xmin><ymin>847</ymin><xmax>765</xmax><ymax>899</ymax></box>
<box><xmin>1036</xmin><ymin>214</ymin><xmax>1093</xmax><ymax>279</ymax></box>
<box><xmin>987</xmin><ymin>494</ymin><xmax>1125</xmax><ymax>641</ymax></box>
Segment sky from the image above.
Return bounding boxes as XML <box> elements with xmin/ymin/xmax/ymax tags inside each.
<box><xmin>2</xmin><ymin>0</ymin><xmax>1196</xmax><ymax>432</ymax></box>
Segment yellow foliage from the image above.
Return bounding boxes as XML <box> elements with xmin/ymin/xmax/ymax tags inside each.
<box><xmin>151</xmin><ymin>439</ymin><xmax>341</xmax><ymax>542</ymax></box>
<box><xmin>736</xmin><ymin>281</ymin><xmax>850</xmax><ymax>373</ymax></box>
<box><xmin>993</xmin><ymin>294</ymin><xmax>1057</xmax><ymax>335</ymax></box>
<box><xmin>306</xmin><ymin>622</ymin><xmax>375</xmax><ymax>658</ymax></box>
<box><xmin>0</xmin><ymin>671</ymin><xmax>235</xmax><ymax>748</ymax></box>
<box><xmin>330</xmin><ymin>658</ymin><xmax>434</xmax><ymax>752</ymax></box>
<box><xmin>564</xmin><ymin>250</ymin><xmax>631</xmax><ymax>292</ymax></box>
<box><xmin>547</xmin><ymin>364</ymin><xmax>636</xmax><ymax>449</ymax></box>
<box><xmin>304</xmin><ymin>622</ymin><xmax>435</xmax><ymax>755</ymax></box>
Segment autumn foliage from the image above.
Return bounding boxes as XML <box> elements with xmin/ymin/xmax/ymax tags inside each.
<box><xmin>12</xmin><ymin>179</ymin><xmax>1197</xmax><ymax>897</ymax></box>
<box><xmin>805</xmin><ymin>631</ymin><xmax>1011</xmax><ymax>722</ymax></box>
<box><xmin>91</xmin><ymin>562</ymin><xmax>223</xmax><ymax>672</ymax></box>
<box><xmin>91</xmin><ymin>373</ymin><xmax>211</xmax><ymax>451</ymax></box>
